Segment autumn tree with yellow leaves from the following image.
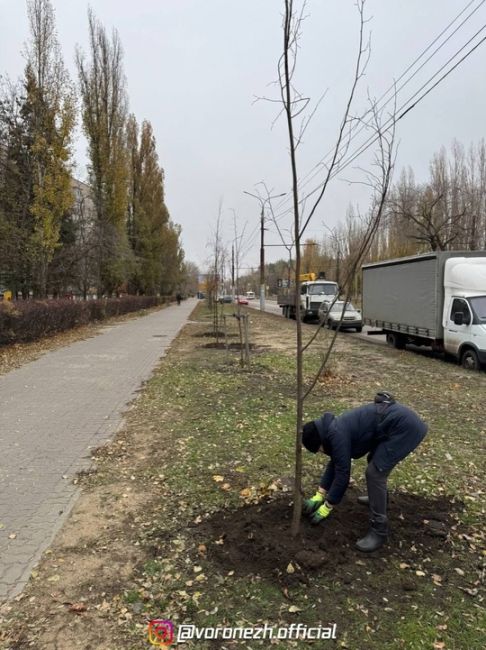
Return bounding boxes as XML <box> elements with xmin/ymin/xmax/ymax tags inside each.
<box><xmin>18</xmin><ymin>0</ymin><xmax>75</xmax><ymax>297</ymax></box>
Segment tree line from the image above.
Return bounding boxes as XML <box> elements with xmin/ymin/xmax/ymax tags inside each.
<box><xmin>0</xmin><ymin>0</ymin><xmax>186</xmax><ymax>299</ymax></box>
<box><xmin>238</xmin><ymin>139</ymin><xmax>486</xmax><ymax>298</ymax></box>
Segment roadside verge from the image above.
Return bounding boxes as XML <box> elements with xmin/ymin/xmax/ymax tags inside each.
<box><xmin>1</xmin><ymin>303</ymin><xmax>484</xmax><ymax>649</ymax></box>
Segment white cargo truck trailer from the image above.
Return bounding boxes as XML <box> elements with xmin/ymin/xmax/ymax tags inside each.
<box><xmin>362</xmin><ymin>251</ymin><xmax>486</xmax><ymax>370</ymax></box>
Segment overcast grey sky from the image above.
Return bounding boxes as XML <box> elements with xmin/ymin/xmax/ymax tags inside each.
<box><xmin>1</xmin><ymin>0</ymin><xmax>486</xmax><ymax>272</ymax></box>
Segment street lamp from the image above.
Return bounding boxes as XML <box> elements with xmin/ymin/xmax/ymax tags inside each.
<box><xmin>243</xmin><ymin>190</ymin><xmax>286</xmax><ymax>311</ymax></box>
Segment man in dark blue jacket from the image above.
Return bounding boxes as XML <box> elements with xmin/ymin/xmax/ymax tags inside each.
<box><xmin>301</xmin><ymin>393</ymin><xmax>428</xmax><ymax>552</ymax></box>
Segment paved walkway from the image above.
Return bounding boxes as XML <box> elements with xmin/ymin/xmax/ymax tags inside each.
<box><xmin>0</xmin><ymin>299</ymin><xmax>196</xmax><ymax>599</ymax></box>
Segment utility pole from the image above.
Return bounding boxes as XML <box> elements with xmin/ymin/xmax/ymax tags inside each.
<box><xmin>259</xmin><ymin>205</ymin><xmax>265</xmax><ymax>311</ymax></box>
<box><xmin>231</xmin><ymin>244</ymin><xmax>235</xmax><ymax>302</ymax></box>
<box><xmin>243</xmin><ymin>189</ymin><xmax>286</xmax><ymax>312</ymax></box>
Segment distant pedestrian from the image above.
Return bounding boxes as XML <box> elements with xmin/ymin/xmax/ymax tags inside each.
<box><xmin>176</xmin><ymin>292</ymin><xmax>182</xmax><ymax>305</ymax></box>
<box><xmin>301</xmin><ymin>392</ymin><xmax>428</xmax><ymax>552</ymax></box>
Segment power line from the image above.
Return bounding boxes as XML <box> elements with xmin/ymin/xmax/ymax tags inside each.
<box><xmin>298</xmin><ymin>24</ymin><xmax>486</xmax><ymax>231</ymax></box>
<box><xmin>272</xmin><ymin>0</ymin><xmax>486</xmax><ymax>217</ymax></box>
<box><xmin>272</xmin><ymin>0</ymin><xmax>485</xmax><ymax>216</ymax></box>
<box><xmin>303</xmin><ymin>2</ymin><xmax>485</xmax><ymax>206</ymax></box>
<box><xmin>246</xmin><ymin>3</ymin><xmax>486</xmax><ymax>266</ymax></box>
<box><xmin>270</xmin><ymin>21</ymin><xmax>486</xmax><ymax>236</ymax></box>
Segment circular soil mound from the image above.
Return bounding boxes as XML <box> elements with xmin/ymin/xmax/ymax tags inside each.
<box><xmin>202</xmin><ymin>342</ymin><xmax>258</xmax><ymax>350</ymax></box>
<box><xmin>200</xmin><ymin>488</ymin><xmax>454</xmax><ymax>583</ymax></box>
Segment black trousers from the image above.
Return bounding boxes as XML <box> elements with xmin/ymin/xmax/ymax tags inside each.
<box><xmin>365</xmin><ymin>460</ymin><xmax>391</xmax><ymax>535</ymax></box>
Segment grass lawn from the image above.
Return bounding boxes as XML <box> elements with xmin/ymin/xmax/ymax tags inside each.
<box><xmin>0</xmin><ymin>302</ymin><xmax>484</xmax><ymax>649</ymax></box>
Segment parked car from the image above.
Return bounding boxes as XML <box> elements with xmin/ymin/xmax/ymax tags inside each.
<box><xmin>237</xmin><ymin>296</ymin><xmax>249</xmax><ymax>305</ymax></box>
<box><xmin>218</xmin><ymin>295</ymin><xmax>233</xmax><ymax>304</ymax></box>
<box><xmin>318</xmin><ymin>300</ymin><xmax>362</xmax><ymax>332</ymax></box>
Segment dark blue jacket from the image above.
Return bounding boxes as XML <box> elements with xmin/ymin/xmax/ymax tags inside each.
<box><xmin>314</xmin><ymin>402</ymin><xmax>427</xmax><ymax>505</ymax></box>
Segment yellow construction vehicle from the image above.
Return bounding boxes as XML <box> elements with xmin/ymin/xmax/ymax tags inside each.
<box><xmin>0</xmin><ymin>287</ymin><xmax>12</xmax><ymax>301</ymax></box>
<box><xmin>298</xmin><ymin>272</ymin><xmax>317</xmax><ymax>282</ymax></box>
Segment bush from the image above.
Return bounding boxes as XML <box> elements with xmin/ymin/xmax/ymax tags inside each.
<box><xmin>0</xmin><ymin>296</ymin><xmax>164</xmax><ymax>345</ymax></box>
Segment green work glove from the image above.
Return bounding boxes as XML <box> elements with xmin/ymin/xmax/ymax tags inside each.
<box><xmin>310</xmin><ymin>501</ymin><xmax>333</xmax><ymax>525</ymax></box>
<box><xmin>302</xmin><ymin>491</ymin><xmax>324</xmax><ymax>515</ymax></box>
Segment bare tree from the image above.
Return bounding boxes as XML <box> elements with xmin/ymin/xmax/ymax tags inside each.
<box><xmin>230</xmin><ymin>210</ymin><xmax>254</xmax><ymax>366</ymax></box>
<box><xmin>383</xmin><ymin>140</ymin><xmax>486</xmax><ymax>256</ymax></box>
<box><xmin>389</xmin><ymin>187</ymin><xmax>464</xmax><ymax>251</ymax></box>
<box><xmin>205</xmin><ymin>203</ymin><xmax>225</xmax><ymax>340</ymax></box>
<box><xmin>48</xmin><ymin>180</ymin><xmax>98</xmax><ymax>298</ymax></box>
<box><xmin>276</xmin><ymin>0</ymin><xmax>395</xmax><ymax>535</ymax></box>
<box><xmin>182</xmin><ymin>261</ymin><xmax>200</xmax><ymax>296</ymax></box>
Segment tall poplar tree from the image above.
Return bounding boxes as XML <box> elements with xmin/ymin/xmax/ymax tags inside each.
<box><xmin>0</xmin><ymin>82</ymin><xmax>35</xmax><ymax>296</ymax></box>
<box><xmin>160</xmin><ymin>221</ymin><xmax>185</xmax><ymax>294</ymax></box>
<box><xmin>126</xmin><ymin>115</ymin><xmax>172</xmax><ymax>294</ymax></box>
<box><xmin>24</xmin><ymin>0</ymin><xmax>75</xmax><ymax>296</ymax></box>
<box><xmin>77</xmin><ymin>10</ymin><xmax>131</xmax><ymax>296</ymax></box>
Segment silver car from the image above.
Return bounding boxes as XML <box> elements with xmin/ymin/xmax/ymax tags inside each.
<box><xmin>318</xmin><ymin>300</ymin><xmax>362</xmax><ymax>332</ymax></box>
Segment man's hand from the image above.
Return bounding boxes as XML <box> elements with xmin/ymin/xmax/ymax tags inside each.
<box><xmin>310</xmin><ymin>501</ymin><xmax>333</xmax><ymax>525</ymax></box>
<box><xmin>302</xmin><ymin>491</ymin><xmax>324</xmax><ymax>515</ymax></box>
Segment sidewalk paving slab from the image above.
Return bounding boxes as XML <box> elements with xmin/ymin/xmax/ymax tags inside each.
<box><xmin>0</xmin><ymin>299</ymin><xmax>196</xmax><ymax>600</ymax></box>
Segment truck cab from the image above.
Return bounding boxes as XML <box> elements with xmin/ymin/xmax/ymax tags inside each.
<box><xmin>443</xmin><ymin>258</ymin><xmax>486</xmax><ymax>370</ymax></box>
<box><xmin>362</xmin><ymin>251</ymin><xmax>486</xmax><ymax>370</ymax></box>
<box><xmin>301</xmin><ymin>281</ymin><xmax>339</xmax><ymax>319</ymax></box>
<box><xmin>277</xmin><ymin>273</ymin><xmax>339</xmax><ymax>320</ymax></box>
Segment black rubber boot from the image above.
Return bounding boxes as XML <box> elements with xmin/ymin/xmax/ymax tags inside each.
<box><xmin>356</xmin><ymin>529</ymin><xmax>387</xmax><ymax>552</ymax></box>
<box><xmin>358</xmin><ymin>490</ymin><xmax>390</xmax><ymax>507</ymax></box>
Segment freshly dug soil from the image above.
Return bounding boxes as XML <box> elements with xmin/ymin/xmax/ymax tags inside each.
<box><xmin>200</xmin><ymin>488</ymin><xmax>456</xmax><ymax>585</ymax></box>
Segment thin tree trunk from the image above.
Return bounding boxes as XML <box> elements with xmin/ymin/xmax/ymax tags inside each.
<box><xmin>282</xmin><ymin>0</ymin><xmax>304</xmax><ymax>537</ymax></box>
<box><xmin>243</xmin><ymin>314</ymin><xmax>251</xmax><ymax>367</ymax></box>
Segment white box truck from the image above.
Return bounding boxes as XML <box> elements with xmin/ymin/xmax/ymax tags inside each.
<box><xmin>362</xmin><ymin>251</ymin><xmax>486</xmax><ymax>370</ymax></box>
<box><xmin>277</xmin><ymin>275</ymin><xmax>339</xmax><ymax>321</ymax></box>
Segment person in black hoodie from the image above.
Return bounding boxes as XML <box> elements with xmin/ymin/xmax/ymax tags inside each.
<box><xmin>301</xmin><ymin>392</ymin><xmax>428</xmax><ymax>552</ymax></box>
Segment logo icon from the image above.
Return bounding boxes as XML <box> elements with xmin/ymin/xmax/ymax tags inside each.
<box><xmin>148</xmin><ymin>619</ymin><xmax>174</xmax><ymax>647</ymax></box>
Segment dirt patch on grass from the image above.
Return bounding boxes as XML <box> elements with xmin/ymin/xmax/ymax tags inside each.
<box><xmin>193</xmin><ymin>330</ymin><xmax>228</xmax><ymax>338</ymax></box>
<box><xmin>193</xmin><ymin>488</ymin><xmax>479</xmax><ymax>644</ymax></box>
<box><xmin>202</xmin><ymin>488</ymin><xmax>455</xmax><ymax>584</ymax></box>
<box><xmin>201</xmin><ymin>342</ymin><xmax>271</xmax><ymax>352</ymax></box>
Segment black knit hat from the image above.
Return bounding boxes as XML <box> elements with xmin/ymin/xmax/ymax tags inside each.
<box><xmin>374</xmin><ymin>391</ymin><xmax>395</xmax><ymax>404</ymax></box>
<box><xmin>302</xmin><ymin>421</ymin><xmax>321</xmax><ymax>454</ymax></box>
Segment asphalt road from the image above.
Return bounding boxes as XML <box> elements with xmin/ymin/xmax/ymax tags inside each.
<box><xmin>245</xmin><ymin>298</ymin><xmax>478</xmax><ymax>369</ymax></box>
<box><xmin>246</xmin><ymin>298</ymin><xmax>388</xmax><ymax>346</ymax></box>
